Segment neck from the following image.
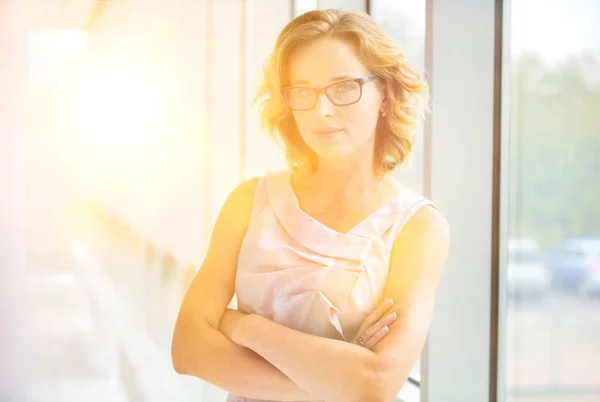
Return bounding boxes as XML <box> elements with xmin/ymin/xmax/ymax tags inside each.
<box><xmin>312</xmin><ymin>149</ymin><xmax>382</xmax><ymax>195</ymax></box>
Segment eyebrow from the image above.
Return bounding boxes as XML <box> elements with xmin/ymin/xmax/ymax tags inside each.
<box><xmin>289</xmin><ymin>75</ymin><xmax>355</xmax><ymax>86</ymax></box>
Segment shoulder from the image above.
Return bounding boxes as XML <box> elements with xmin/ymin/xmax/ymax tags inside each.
<box><xmin>223</xmin><ymin>176</ymin><xmax>261</xmax><ymax>214</ymax></box>
<box><xmin>214</xmin><ymin>177</ymin><xmax>262</xmax><ymax>230</ymax></box>
<box><xmin>401</xmin><ymin>204</ymin><xmax>449</xmax><ymax>244</ymax></box>
<box><xmin>231</xmin><ymin>170</ymin><xmax>291</xmax><ymax>201</ymax></box>
<box><xmin>391</xmin><ymin>179</ymin><xmax>447</xmax><ymax>238</ymax></box>
<box><xmin>394</xmin><ymin>204</ymin><xmax>449</xmax><ymax>255</ymax></box>
<box><xmin>231</xmin><ymin>176</ymin><xmax>261</xmax><ymax>200</ymax></box>
<box><xmin>389</xmin><ymin>204</ymin><xmax>450</xmax><ymax>279</ymax></box>
<box><xmin>221</xmin><ymin>170</ymin><xmax>287</xmax><ymax>218</ymax></box>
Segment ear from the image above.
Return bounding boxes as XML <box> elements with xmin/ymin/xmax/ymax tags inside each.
<box><xmin>379</xmin><ymin>97</ymin><xmax>388</xmax><ymax>115</ymax></box>
<box><xmin>376</xmin><ymin>79</ymin><xmax>387</xmax><ymax>109</ymax></box>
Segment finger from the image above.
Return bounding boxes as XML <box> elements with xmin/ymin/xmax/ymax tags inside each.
<box><xmin>364</xmin><ymin>325</ymin><xmax>389</xmax><ymax>350</ymax></box>
<box><xmin>362</xmin><ymin>311</ymin><xmax>397</xmax><ymax>342</ymax></box>
<box><xmin>352</xmin><ymin>299</ymin><xmax>395</xmax><ymax>344</ymax></box>
<box><xmin>358</xmin><ymin>298</ymin><xmax>394</xmax><ymax>334</ymax></box>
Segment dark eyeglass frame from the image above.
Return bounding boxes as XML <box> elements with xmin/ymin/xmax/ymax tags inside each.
<box><xmin>281</xmin><ymin>74</ymin><xmax>378</xmax><ymax>111</ymax></box>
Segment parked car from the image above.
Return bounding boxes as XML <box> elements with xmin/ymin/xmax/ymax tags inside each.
<box><xmin>507</xmin><ymin>237</ymin><xmax>551</xmax><ymax>299</ymax></box>
<box><xmin>547</xmin><ymin>237</ymin><xmax>600</xmax><ymax>295</ymax></box>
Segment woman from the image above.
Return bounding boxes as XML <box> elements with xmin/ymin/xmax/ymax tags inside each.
<box><xmin>171</xmin><ymin>9</ymin><xmax>449</xmax><ymax>402</ymax></box>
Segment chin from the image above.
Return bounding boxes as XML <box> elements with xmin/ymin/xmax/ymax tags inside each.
<box><xmin>312</xmin><ymin>144</ymin><xmax>356</xmax><ymax>161</ymax></box>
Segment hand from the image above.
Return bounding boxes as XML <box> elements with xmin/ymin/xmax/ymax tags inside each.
<box><xmin>218</xmin><ymin>308</ymin><xmax>248</xmax><ymax>342</ymax></box>
<box><xmin>351</xmin><ymin>298</ymin><xmax>397</xmax><ymax>350</ymax></box>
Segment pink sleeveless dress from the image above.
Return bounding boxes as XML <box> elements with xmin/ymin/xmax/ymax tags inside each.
<box><xmin>227</xmin><ymin>170</ymin><xmax>434</xmax><ymax>402</ymax></box>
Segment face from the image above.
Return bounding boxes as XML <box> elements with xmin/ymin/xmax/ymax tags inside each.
<box><xmin>285</xmin><ymin>37</ymin><xmax>384</xmax><ymax>163</ymax></box>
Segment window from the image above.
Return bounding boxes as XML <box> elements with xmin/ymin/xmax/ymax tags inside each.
<box><xmin>505</xmin><ymin>1</ymin><xmax>600</xmax><ymax>401</ymax></box>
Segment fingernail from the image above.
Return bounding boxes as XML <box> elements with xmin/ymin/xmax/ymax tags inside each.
<box><xmin>388</xmin><ymin>298</ymin><xmax>394</xmax><ymax>305</ymax></box>
<box><xmin>382</xmin><ymin>326</ymin><xmax>389</xmax><ymax>333</ymax></box>
<box><xmin>388</xmin><ymin>312</ymin><xmax>397</xmax><ymax>320</ymax></box>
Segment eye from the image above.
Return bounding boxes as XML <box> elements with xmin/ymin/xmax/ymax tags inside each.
<box><xmin>290</xmin><ymin>87</ymin><xmax>314</xmax><ymax>97</ymax></box>
<box><xmin>332</xmin><ymin>82</ymin><xmax>357</xmax><ymax>93</ymax></box>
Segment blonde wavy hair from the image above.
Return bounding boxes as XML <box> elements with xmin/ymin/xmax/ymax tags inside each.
<box><xmin>255</xmin><ymin>9</ymin><xmax>430</xmax><ymax>174</ymax></box>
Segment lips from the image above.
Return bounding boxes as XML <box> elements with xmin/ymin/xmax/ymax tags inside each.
<box><xmin>313</xmin><ymin>127</ymin><xmax>343</xmax><ymax>135</ymax></box>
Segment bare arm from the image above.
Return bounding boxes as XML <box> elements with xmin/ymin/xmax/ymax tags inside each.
<box><xmin>369</xmin><ymin>206</ymin><xmax>449</xmax><ymax>401</ymax></box>
<box><xmin>230</xmin><ymin>312</ymin><xmax>381</xmax><ymax>402</ymax></box>
<box><xmin>227</xmin><ymin>206</ymin><xmax>449</xmax><ymax>402</ymax></box>
<box><xmin>170</xmin><ymin>178</ymin><xmax>314</xmax><ymax>401</ymax></box>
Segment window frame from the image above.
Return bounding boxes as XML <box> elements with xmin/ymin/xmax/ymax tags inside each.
<box><xmin>419</xmin><ymin>0</ymin><xmax>502</xmax><ymax>401</ymax></box>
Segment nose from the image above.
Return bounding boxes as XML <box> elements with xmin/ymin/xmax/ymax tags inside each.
<box><xmin>314</xmin><ymin>91</ymin><xmax>334</xmax><ymax>117</ymax></box>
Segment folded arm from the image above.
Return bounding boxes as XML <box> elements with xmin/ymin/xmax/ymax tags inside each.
<box><xmin>173</xmin><ymin>313</ymin><xmax>314</xmax><ymax>401</ymax></box>
<box><xmin>227</xmin><ymin>205</ymin><xmax>450</xmax><ymax>402</ymax></box>
<box><xmin>171</xmin><ymin>178</ymin><xmax>314</xmax><ymax>401</ymax></box>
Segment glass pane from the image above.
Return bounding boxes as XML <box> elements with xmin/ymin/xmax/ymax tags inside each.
<box><xmin>506</xmin><ymin>1</ymin><xmax>600</xmax><ymax>401</ymax></box>
<box><xmin>370</xmin><ymin>0</ymin><xmax>427</xmax><ymax>389</ymax></box>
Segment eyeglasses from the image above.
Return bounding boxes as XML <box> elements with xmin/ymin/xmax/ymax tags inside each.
<box><xmin>281</xmin><ymin>74</ymin><xmax>377</xmax><ymax>111</ymax></box>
